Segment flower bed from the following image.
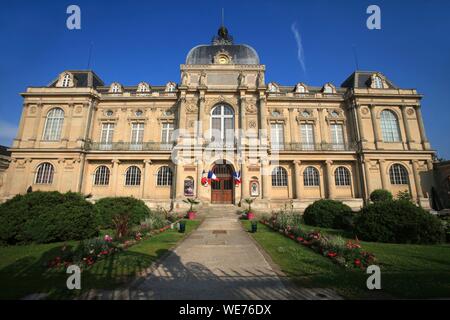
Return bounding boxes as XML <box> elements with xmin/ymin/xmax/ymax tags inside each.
<box><xmin>47</xmin><ymin>218</ymin><xmax>186</xmax><ymax>270</ymax></box>
<box><xmin>260</xmin><ymin>219</ymin><xmax>376</xmax><ymax>269</ymax></box>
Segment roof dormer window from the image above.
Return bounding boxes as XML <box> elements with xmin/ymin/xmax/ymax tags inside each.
<box><xmin>323</xmin><ymin>84</ymin><xmax>333</xmax><ymax>94</ymax></box>
<box><xmin>110</xmin><ymin>82</ymin><xmax>122</xmax><ymax>93</ymax></box>
<box><xmin>62</xmin><ymin>73</ymin><xmax>71</xmax><ymax>87</ymax></box>
<box><xmin>373</xmin><ymin>76</ymin><xmax>383</xmax><ymax>89</ymax></box>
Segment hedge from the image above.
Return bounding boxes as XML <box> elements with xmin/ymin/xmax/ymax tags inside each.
<box><xmin>94</xmin><ymin>197</ymin><xmax>151</xmax><ymax>228</ymax></box>
<box><xmin>0</xmin><ymin>191</ymin><xmax>98</xmax><ymax>245</ymax></box>
<box><xmin>303</xmin><ymin>199</ymin><xmax>354</xmax><ymax>230</ymax></box>
<box><xmin>354</xmin><ymin>200</ymin><xmax>445</xmax><ymax>244</ymax></box>
<box><xmin>370</xmin><ymin>189</ymin><xmax>393</xmax><ymax>203</ymax></box>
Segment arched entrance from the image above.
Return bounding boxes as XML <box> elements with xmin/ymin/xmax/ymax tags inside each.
<box><xmin>211</xmin><ymin>163</ymin><xmax>234</xmax><ymax>204</ymax></box>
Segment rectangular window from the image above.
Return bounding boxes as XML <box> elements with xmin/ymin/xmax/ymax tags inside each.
<box><xmin>100</xmin><ymin>123</ymin><xmax>115</xmax><ymax>150</ymax></box>
<box><xmin>271</xmin><ymin>123</ymin><xmax>284</xmax><ymax>150</ymax></box>
<box><xmin>130</xmin><ymin>123</ymin><xmax>144</xmax><ymax>150</ymax></box>
<box><xmin>300</xmin><ymin>124</ymin><xmax>315</xmax><ymax>150</ymax></box>
<box><xmin>330</xmin><ymin>124</ymin><xmax>344</xmax><ymax>150</ymax></box>
<box><xmin>161</xmin><ymin>123</ymin><xmax>174</xmax><ymax>149</ymax></box>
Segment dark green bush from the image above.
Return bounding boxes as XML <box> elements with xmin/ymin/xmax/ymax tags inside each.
<box><xmin>303</xmin><ymin>199</ymin><xmax>354</xmax><ymax>230</ymax></box>
<box><xmin>355</xmin><ymin>200</ymin><xmax>445</xmax><ymax>244</ymax></box>
<box><xmin>0</xmin><ymin>191</ymin><xmax>98</xmax><ymax>245</ymax></box>
<box><xmin>94</xmin><ymin>197</ymin><xmax>151</xmax><ymax>228</ymax></box>
<box><xmin>370</xmin><ymin>189</ymin><xmax>393</xmax><ymax>203</ymax></box>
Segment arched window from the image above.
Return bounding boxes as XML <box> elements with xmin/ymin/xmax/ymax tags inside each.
<box><xmin>211</xmin><ymin>104</ymin><xmax>234</xmax><ymax>142</ymax></box>
<box><xmin>323</xmin><ymin>84</ymin><xmax>333</xmax><ymax>93</ymax></box>
<box><xmin>335</xmin><ymin>166</ymin><xmax>351</xmax><ymax>186</ymax></box>
<box><xmin>35</xmin><ymin>162</ymin><xmax>54</xmax><ymax>184</ymax></box>
<box><xmin>157</xmin><ymin>166</ymin><xmax>173</xmax><ymax>186</ymax></box>
<box><xmin>373</xmin><ymin>76</ymin><xmax>383</xmax><ymax>89</ymax></box>
<box><xmin>303</xmin><ymin>166</ymin><xmax>320</xmax><ymax>186</ymax></box>
<box><xmin>125</xmin><ymin>166</ymin><xmax>141</xmax><ymax>186</ymax></box>
<box><xmin>94</xmin><ymin>166</ymin><xmax>110</xmax><ymax>186</ymax></box>
<box><xmin>62</xmin><ymin>73</ymin><xmax>71</xmax><ymax>87</ymax></box>
<box><xmin>389</xmin><ymin>164</ymin><xmax>409</xmax><ymax>185</ymax></box>
<box><xmin>272</xmin><ymin>166</ymin><xmax>288</xmax><ymax>187</ymax></box>
<box><xmin>43</xmin><ymin>108</ymin><xmax>64</xmax><ymax>141</ymax></box>
<box><xmin>380</xmin><ymin>110</ymin><xmax>401</xmax><ymax>142</ymax></box>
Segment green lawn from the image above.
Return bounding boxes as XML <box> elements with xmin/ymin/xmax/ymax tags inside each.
<box><xmin>0</xmin><ymin>220</ymin><xmax>201</xmax><ymax>299</ymax></box>
<box><xmin>242</xmin><ymin>221</ymin><xmax>450</xmax><ymax>299</ymax></box>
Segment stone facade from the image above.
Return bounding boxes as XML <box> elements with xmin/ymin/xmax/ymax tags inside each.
<box><xmin>0</xmin><ymin>27</ymin><xmax>435</xmax><ymax>211</ymax></box>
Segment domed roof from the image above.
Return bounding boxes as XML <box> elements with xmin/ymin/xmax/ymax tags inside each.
<box><xmin>185</xmin><ymin>26</ymin><xmax>260</xmax><ymax>65</ymax></box>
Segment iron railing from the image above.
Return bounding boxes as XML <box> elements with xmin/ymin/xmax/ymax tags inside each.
<box><xmin>86</xmin><ymin>142</ymin><xmax>175</xmax><ymax>151</ymax></box>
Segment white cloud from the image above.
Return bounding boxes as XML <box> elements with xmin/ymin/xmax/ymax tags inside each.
<box><xmin>0</xmin><ymin>120</ymin><xmax>18</xmax><ymax>146</ymax></box>
<box><xmin>291</xmin><ymin>22</ymin><xmax>307</xmax><ymax>76</ymax></box>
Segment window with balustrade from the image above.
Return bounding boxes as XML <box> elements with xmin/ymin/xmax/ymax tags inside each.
<box><xmin>380</xmin><ymin>110</ymin><xmax>401</xmax><ymax>142</ymax></box>
<box><xmin>43</xmin><ymin>108</ymin><xmax>64</xmax><ymax>141</ymax></box>
<box><xmin>300</xmin><ymin>123</ymin><xmax>315</xmax><ymax>150</ymax></box>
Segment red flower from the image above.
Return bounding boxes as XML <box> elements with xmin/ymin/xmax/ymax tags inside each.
<box><xmin>327</xmin><ymin>252</ymin><xmax>337</xmax><ymax>258</ymax></box>
<box><xmin>354</xmin><ymin>259</ymin><xmax>361</xmax><ymax>266</ymax></box>
<box><xmin>296</xmin><ymin>237</ymin><xmax>304</xmax><ymax>242</ymax></box>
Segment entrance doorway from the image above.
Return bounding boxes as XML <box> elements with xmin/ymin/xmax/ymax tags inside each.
<box><xmin>211</xmin><ymin>164</ymin><xmax>234</xmax><ymax>204</ymax></box>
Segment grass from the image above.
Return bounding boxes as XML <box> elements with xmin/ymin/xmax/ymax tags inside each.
<box><xmin>0</xmin><ymin>219</ymin><xmax>201</xmax><ymax>299</ymax></box>
<box><xmin>242</xmin><ymin>220</ymin><xmax>450</xmax><ymax>299</ymax></box>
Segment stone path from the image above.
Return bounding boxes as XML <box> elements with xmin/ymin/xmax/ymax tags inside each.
<box><xmin>84</xmin><ymin>205</ymin><xmax>341</xmax><ymax>300</ymax></box>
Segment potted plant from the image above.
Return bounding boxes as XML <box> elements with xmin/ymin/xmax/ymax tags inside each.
<box><xmin>183</xmin><ymin>197</ymin><xmax>200</xmax><ymax>220</ymax></box>
<box><xmin>244</xmin><ymin>197</ymin><xmax>256</xmax><ymax>220</ymax></box>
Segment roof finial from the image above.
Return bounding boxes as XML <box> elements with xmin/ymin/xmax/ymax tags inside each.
<box><xmin>221</xmin><ymin>8</ymin><xmax>224</xmax><ymax>27</ymax></box>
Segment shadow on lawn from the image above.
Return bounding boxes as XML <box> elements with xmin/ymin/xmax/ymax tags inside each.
<box><xmin>0</xmin><ymin>245</ymin><xmax>170</xmax><ymax>300</ymax></box>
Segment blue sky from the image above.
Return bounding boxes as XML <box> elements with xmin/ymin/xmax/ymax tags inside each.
<box><xmin>0</xmin><ymin>0</ymin><xmax>449</xmax><ymax>158</ymax></box>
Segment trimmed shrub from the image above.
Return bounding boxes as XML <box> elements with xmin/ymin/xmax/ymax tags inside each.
<box><xmin>355</xmin><ymin>200</ymin><xmax>445</xmax><ymax>244</ymax></box>
<box><xmin>370</xmin><ymin>189</ymin><xmax>393</xmax><ymax>203</ymax></box>
<box><xmin>94</xmin><ymin>197</ymin><xmax>151</xmax><ymax>228</ymax></box>
<box><xmin>303</xmin><ymin>199</ymin><xmax>354</xmax><ymax>230</ymax></box>
<box><xmin>0</xmin><ymin>191</ymin><xmax>98</xmax><ymax>245</ymax></box>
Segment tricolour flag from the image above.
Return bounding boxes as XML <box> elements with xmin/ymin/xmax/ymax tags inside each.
<box><xmin>201</xmin><ymin>170</ymin><xmax>209</xmax><ymax>186</ymax></box>
<box><xmin>233</xmin><ymin>171</ymin><xmax>241</xmax><ymax>185</ymax></box>
<box><xmin>207</xmin><ymin>170</ymin><xmax>219</xmax><ymax>182</ymax></box>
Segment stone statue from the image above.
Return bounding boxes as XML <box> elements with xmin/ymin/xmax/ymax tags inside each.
<box><xmin>257</xmin><ymin>71</ymin><xmax>265</xmax><ymax>87</ymax></box>
<box><xmin>238</xmin><ymin>72</ymin><xmax>246</xmax><ymax>86</ymax></box>
<box><xmin>199</xmin><ymin>72</ymin><xmax>206</xmax><ymax>86</ymax></box>
<box><xmin>181</xmin><ymin>72</ymin><xmax>189</xmax><ymax>86</ymax></box>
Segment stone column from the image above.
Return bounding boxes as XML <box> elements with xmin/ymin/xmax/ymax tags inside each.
<box><xmin>178</xmin><ymin>95</ymin><xmax>187</xmax><ymax>133</ymax></box>
<box><xmin>111</xmin><ymin>159</ymin><xmax>120</xmax><ymax>196</ymax></box>
<box><xmin>175</xmin><ymin>159</ymin><xmax>185</xmax><ymax>199</ymax></box>
<box><xmin>13</xmin><ymin>103</ymin><xmax>28</xmax><ymax>147</ymax></box>
<box><xmin>142</xmin><ymin>159</ymin><xmax>152</xmax><ymax>198</ymax></box>
<box><xmin>378</xmin><ymin>159</ymin><xmax>387</xmax><ymax>189</ymax></box>
<box><xmin>289</xmin><ymin>109</ymin><xmax>297</xmax><ymax>144</ymax></box>
<box><xmin>412</xmin><ymin>160</ymin><xmax>424</xmax><ymax>199</ymax></box>
<box><xmin>259</xmin><ymin>94</ymin><xmax>267</xmax><ymax>141</ymax></box>
<box><xmin>261</xmin><ymin>159</ymin><xmax>271</xmax><ymax>200</ymax></box>
<box><xmin>401</xmin><ymin>106</ymin><xmax>413</xmax><ymax>150</ymax></box>
<box><xmin>325</xmin><ymin>160</ymin><xmax>334</xmax><ymax>199</ymax></box>
<box><xmin>369</xmin><ymin>105</ymin><xmax>382</xmax><ymax>149</ymax></box>
<box><xmin>318</xmin><ymin>108</ymin><xmax>327</xmax><ymax>143</ymax></box>
<box><xmin>294</xmin><ymin>160</ymin><xmax>302</xmax><ymax>200</ymax></box>
<box><xmin>363</xmin><ymin>159</ymin><xmax>372</xmax><ymax>199</ymax></box>
<box><xmin>32</xmin><ymin>103</ymin><xmax>43</xmax><ymax>147</ymax></box>
<box><xmin>198</xmin><ymin>95</ymin><xmax>206</xmax><ymax>145</ymax></box>
<box><xmin>62</xmin><ymin>103</ymin><xmax>74</xmax><ymax>148</ymax></box>
<box><xmin>241</xmin><ymin>161</ymin><xmax>250</xmax><ymax>200</ymax></box>
<box><xmin>239</xmin><ymin>94</ymin><xmax>246</xmax><ymax>147</ymax></box>
<box><xmin>356</xmin><ymin>105</ymin><xmax>366</xmax><ymax>142</ymax></box>
<box><xmin>415</xmin><ymin>105</ymin><xmax>430</xmax><ymax>150</ymax></box>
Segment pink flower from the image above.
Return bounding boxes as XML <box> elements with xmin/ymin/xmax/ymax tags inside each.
<box><xmin>104</xmin><ymin>235</ymin><xmax>113</xmax><ymax>242</ymax></box>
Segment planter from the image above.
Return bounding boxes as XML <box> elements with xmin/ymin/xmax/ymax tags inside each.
<box><xmin>247</xmin><ymin>212</ymin><xmax>255</xmax><ymax>220</ymax></box>
<box><xmin>179</xmin><ymin>221</ymin><xmax>186</xmax><ymax>233</ymax></box>
<box><xmin>187</xmin><ymin>211</ymin><xmax>196</xmax><ymax>220</ymax></box>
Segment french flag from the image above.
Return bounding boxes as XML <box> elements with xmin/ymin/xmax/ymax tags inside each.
<box><xmin>207</xmin><ymin>170</ymin><xmax>219</xmax><ymax>183</ymax></box>
<box><xmin>233</xmin><ymin>171</ymin><xmax>241</xmax><ymax>185</ymax></box>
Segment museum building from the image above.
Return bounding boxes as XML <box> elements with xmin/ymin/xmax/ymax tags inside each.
<box><xmin>0</xmin><ymin>26</ymin><xmax>435</xmax><ymax>211</ymax></box>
